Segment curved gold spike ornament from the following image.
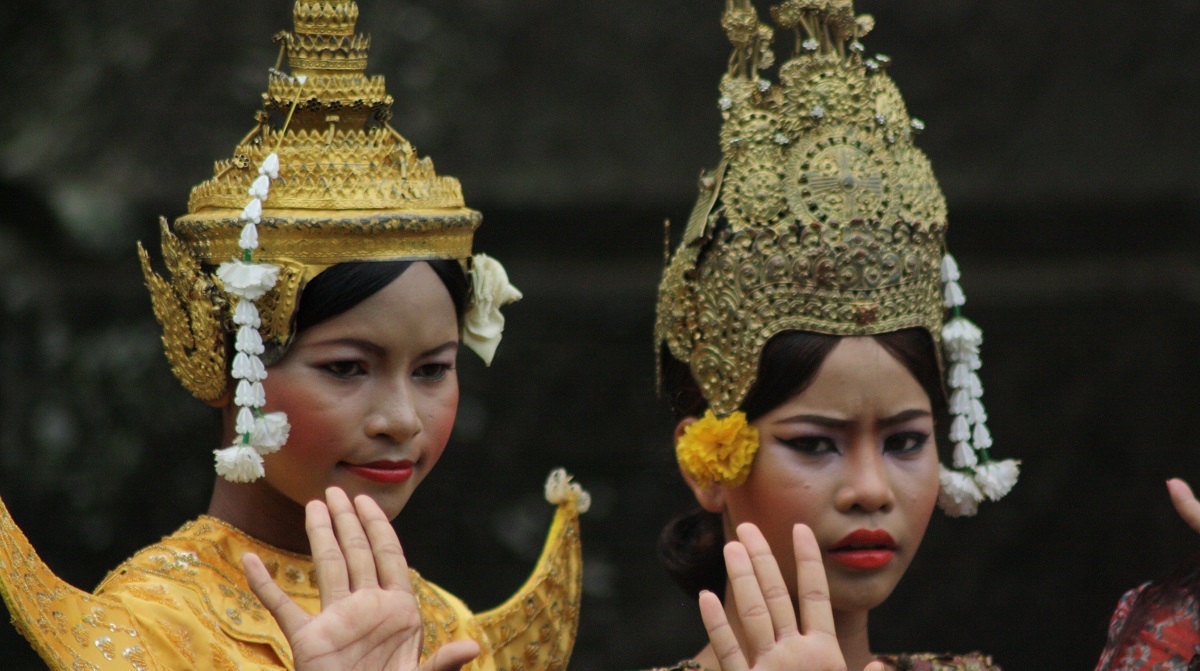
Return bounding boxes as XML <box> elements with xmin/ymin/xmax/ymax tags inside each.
<box><xmin>656</xmin><ymin>0</ymin><xmax>1018</xmax><ymax>515</ymax></box>
<box><xmin>138</xmin><ymin>221</ymin><xmax>228</xmax><ymax>402</ymax></box>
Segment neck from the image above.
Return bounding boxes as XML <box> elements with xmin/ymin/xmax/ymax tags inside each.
<box><xmin>692</xmin><ymin>597</ymin><xmax>878</xmax><ymax>671</ymax></box>
<box><xmin>208</xmin><ymin>478</ymin><xmax>311</xmax><ymax>555</ymax></box>
<box><xmin>834</xmin><ymin>607</ymin><xmax>874</xmax><ymax>671</ymax></box>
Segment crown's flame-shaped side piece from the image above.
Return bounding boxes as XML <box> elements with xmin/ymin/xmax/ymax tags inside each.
<box><xmin>145</xmin><ymin>0</ymin><xmax>480</xmax><ymax>403</ymax></box>
<box><xmin>656</xmin><ymin>0</ymin><xmax>948</xmax><ymax>415</ymax></box>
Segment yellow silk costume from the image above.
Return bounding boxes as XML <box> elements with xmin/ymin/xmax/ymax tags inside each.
<box><xmin>0</xmin><ymin>484</ymin><xmax>584</xmax><ymax>671</ymax></box>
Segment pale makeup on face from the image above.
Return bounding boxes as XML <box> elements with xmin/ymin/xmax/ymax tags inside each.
<box><xmin>211</xmin><ymin>262</ymin><xmax>461</xmax><ymax>551</ymax></box>
<box><xmin>685</xmin><ymin>336</ymin><xmax>940</xmax><ymax>669</ymax></box>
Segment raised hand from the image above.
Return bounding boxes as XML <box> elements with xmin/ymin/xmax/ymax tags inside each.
<box><xmin>698</xmin><ymin>523</ymin><xmax>884</xmax><ymax>671</ymax></box>
<box><xmin>1167</xmin><ymin>478</ymin><xmax>1200</xmax><ymax>535</ymax></box>
<box><xmin>244</xmin><ymin>487</ymin><xmax>480</xmax><ymax>671</ymax></box>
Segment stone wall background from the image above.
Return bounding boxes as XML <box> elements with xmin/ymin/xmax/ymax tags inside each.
<box><xmin>3</xmin><ymin>2</ymin><xmax>1200</xmax><ymax>670</ymax></box>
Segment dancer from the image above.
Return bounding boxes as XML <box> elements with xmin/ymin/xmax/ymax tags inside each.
<box><xmin>650</xmin><ymin>1</ymin><xmax>1019</xmax><ymax>669</ymax></box>
<box><xmin>0</xmin><ymin>2</ymin><xmax>587</xmax><ymax>670</ymax></box>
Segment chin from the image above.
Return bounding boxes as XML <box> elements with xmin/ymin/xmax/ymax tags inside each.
<box><xmin>828</xmin><ymin>574</ymin><xmax>903</xmax><ymax>613</ymax></box>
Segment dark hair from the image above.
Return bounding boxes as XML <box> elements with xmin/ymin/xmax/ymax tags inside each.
<box><xmin>658</xmin><ymin>328</ymin><xmax>945</xmax><ymax>599</ymax></box>
<box><xmin>294</xmin><ymin>259</ymin><xmax>469</xmax><ymax>334</ymax></box>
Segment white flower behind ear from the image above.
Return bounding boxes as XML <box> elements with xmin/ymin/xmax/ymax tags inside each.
<box><xmin>463</xmin><ymin>253</ymin><xmax>523</xmax><ymax>365</ymax></box>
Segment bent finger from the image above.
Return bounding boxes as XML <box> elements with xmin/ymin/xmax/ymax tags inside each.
<box><xmin>1168</xmin><ymin>479</ymin><xmax>1200</xmax><ymax>535</ymax></box>
<box><xmin>419</xmin><ymin>640</ymin><xmax>482</xmax><ymax>671</ymax></box>
<box><xmin>353</xmin><ymin>494</ymin><xmax>411</xmax><ymax>590</ymax></box>
<box><xmin>699</xmin><ymin>590</ymin><xmax>748</xmax><ymax>671</ymax></box>
<box><xmin>736</xmin><ymin>522</ymin><xmax>797</xmax><ymax>639</ymax></box>
<box><xmin>326</xmin><ymin>487</ymin><xmax>379</xmax><ymax>591</ymax></box>
<box><xmin>307</xmin><ymin>498</ymin><xmax>349</xmax><ymax>609</ymax></box>
<box><xmin>244</xmin><ymin>552</ymin><xmax>310</xmax><ymax>636</ymax></box>
<box><xmin>792</xmin><ymin>524</ymin><xmax>835</xmax><ymax>638</ymax></box>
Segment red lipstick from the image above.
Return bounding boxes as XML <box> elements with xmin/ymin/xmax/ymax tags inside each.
<box><xmin>344</xmin><ymin>460</ymin><xmax>415</xmax><ymax>484</ymax></box>
<box><xmin>828</xmin><ymin>529</ymin><xmax>896</xmax><ymax>570</ymax></box>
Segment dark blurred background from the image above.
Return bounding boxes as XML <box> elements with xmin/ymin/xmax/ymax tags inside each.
<box><xmin>2</xmin><ymin>1</ymin><xmax>1200</xmax><ymax>670</ymax></box>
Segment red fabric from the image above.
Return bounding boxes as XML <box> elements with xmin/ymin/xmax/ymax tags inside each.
<box><xmin>1097</xmin><ymin>584</ymin><xmax>1200</xmax><ymax>671</ymax></box>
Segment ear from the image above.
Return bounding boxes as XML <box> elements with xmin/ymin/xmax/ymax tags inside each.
<box><xmin>674</xmin><ymin>417</ymin><xmax>726</xmax><ymax>514</ymax></box>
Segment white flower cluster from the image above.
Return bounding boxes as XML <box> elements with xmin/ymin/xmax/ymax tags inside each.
<box><xmin>211</xmin><ymin>152</ymin><xmax>291</xmax><ymax>484</ymax></box>
<box><xmin>544</xmin><ymin>468</ymin><xmax>591</xmax><ymax>514</ymax></box>
<box><xmin>936</xmin><ymin>254</ymin><xmax>1020</xmax><ymax>517</ymax></box>
<box><xmin>462</xmin><ymin>253</ymin><xmax>523</xmax><ymax>366</ymax></box>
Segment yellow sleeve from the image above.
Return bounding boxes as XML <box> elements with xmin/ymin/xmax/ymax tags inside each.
<box><xmin>0</xmin><ymin>495</ymin><xmax>164</xmax><ymax>671</ymax></box>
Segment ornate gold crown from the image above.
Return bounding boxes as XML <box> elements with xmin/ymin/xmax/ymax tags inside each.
<box><xmin>140</xmin><ymin>0</ymin><xmax>480</xmax><ymax>402</ymax></box>
<box><xmin>656</xmin><ymin>0</ymin><xmax>949</xmax><ymax>416</ymax></box>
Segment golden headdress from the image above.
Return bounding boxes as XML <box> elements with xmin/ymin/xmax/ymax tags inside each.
<box><xmin>140</xmin><ymin>0</ymin><xmax>521</xmax><ymax>482</ymax></box>
<box><xmin>657</xmin><ymin>0</ymin><xmax>1018</xmax><ymax>515</ymax></box>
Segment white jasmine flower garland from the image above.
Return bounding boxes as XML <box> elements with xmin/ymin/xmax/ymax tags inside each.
<box><xmin>936</xmin><ymin>254</ymin><xmax>1021</xmax><ymax>517</ymax></box>
<box><xmin>212</xmin><ymin>150</ymin><xmax>291</xmax><ymax>484</ymax></box>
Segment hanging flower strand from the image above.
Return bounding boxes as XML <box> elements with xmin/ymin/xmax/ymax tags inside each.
<box><xmin>936</xmin><ymin>253</ymin><xmax>1020</xmax><ymax>517</ymax></box>
<box><xmin>211</xmin><ymin>74</ymin><xmax>307</xmax><ymax>483</ymax></box>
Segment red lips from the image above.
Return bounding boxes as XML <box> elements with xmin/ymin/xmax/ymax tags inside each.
<box><xmin>344</xmin><ymin>460</ymin><xmax>415</xmax><ymax>484</ymax></box>
<box><xmin>828</xmin><ymin>529</ymin><xmax>896</xmax><ymax>570</ymax></box>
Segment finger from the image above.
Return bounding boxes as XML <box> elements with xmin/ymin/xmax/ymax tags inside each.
<box><xmin>326</xmin><ymin>487</ymin><xmax>379</xmax><ymax>591</ymax></box>
<box><xmin>724</xmin><ymin>540</ymin><xmax>776</xmax><ymax>659</ymax></box>
<box><xmin>864</xmin><ymin>661</ymin><xmax>887</xmax><ymax>671</ymax></box>
<box><xmin>353</xmin><ymin>494</ymin><xmax>411</xmax><ymax>591</ymax></box>
<box><xmin>244</xmin><ymin>552</ymin><xmax>311</xmax><ymax>636</ymax></box>
<box><xmin>792</xmin><ymin>524</ymin><xmax>835</xmax><ymax>638</ymax></box>
<box><xmin>1168</xmin><ymin>479</ymin><xmax>1200</xmax><ymax>535</ymax></box>
<box><xmin>736</xmin><ymin>523</ymin><xmax>798</xmax><ymax>639</ymax></box>
<box><xmin>698</xmin><ymin>590</ymin><xmax>748</xmax><ymax>671</ymax></box>
<box><xmin>419</xmin><ymin>640</ymin><xmax>482</xmax><ymax>671</ymax></box>
<box><xmin>307</xmin><ymin>498</ymin><xmax>350</xmax><ymax>609</ymax></box>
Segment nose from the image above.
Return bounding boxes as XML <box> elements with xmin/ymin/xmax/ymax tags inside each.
<box><xmin>834</xmin><ymin>441</ymin><xmax>895</xmax><ymax>513</ymax></box>
<box><xmin>364</xmin><ymin>378</ymin><xmax>422</xmax><ymax>443</ymax></box>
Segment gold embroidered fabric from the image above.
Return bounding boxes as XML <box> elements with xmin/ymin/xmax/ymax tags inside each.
<box><xmin>655</xmin><ymin>0</ymin><xmax>950</xmax><ymax>415</ymax></box>
<box><xmin>643</xmin><ymin>652</ymin><xmax>1001</xmax><ymax>671</ymax></box>
<box><xmin>140</xmin><ymin>0</ymin><xmax>483</xmax><ymax>402</ymax></box>
<box><xmin>0</xmin><ymin>493</ymin><xmax>584</xmax><ymax>671</ymax></box>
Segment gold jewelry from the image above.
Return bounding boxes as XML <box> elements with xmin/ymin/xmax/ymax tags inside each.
<box><xmin>140</xmin><ymin>0</ymin><xmax>488</xmax><ymax>403</ymax></box>
<box><xmin>656</xmin><ymin>0</ymin><xmax>946</xmax><ymax>418</ymax></box>
<box><xmin>657</xmin><ymin>0</ymin><xmax>1018</xmax><ymax>514</ymax></box>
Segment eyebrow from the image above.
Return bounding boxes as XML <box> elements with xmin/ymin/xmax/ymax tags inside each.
<box><xmin>302</xmin><ymin>338</ymin><xmax>459</xmax><ymax>358</ymax></box>
<box><xmin>422</xmin><ymin>341</ymin><xmax>460</xmax><ymax>358</ymax></box>
<box><xmin>776</xmin><ymin>408</ymin><xmax>932</xmax><ymax>429</ymax></box>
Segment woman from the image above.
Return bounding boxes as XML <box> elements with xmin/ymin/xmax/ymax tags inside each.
<box><xmin>0</xmin><ymin>2</ymin><xmax>587</xmax><ymax>670</ymax></box>
<box><xmin>649</xmin><ymin>1</ymin><xmax>1020</xmax><ymax>669</ymax></box>
<box><xmin>1096</xmin><ymin>479</ymin><xmax>1200</xmax><ymax>670</ymax></box>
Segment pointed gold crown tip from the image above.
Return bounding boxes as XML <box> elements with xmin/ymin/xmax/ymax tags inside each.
<box><xmin>293</xmin><ymin>1</ymin><xmax>360</xmax><ymax>36</ymax></box>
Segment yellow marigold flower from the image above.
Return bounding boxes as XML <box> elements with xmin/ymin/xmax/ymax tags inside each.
<box><xmin>676</xmin><ymin>410</ymin><xmax>761</xmax><ymax>487</ymax></box>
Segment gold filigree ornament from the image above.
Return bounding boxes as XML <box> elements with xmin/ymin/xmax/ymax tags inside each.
<box><xmin>140</xmin><ymin>0</ymin><xmax>521</xmax><ymax>482</ymax></box>
<box><xmin>656</xmin><ymin>0</ymin><xmax>1019</xmax><ymax>514</ymax></box>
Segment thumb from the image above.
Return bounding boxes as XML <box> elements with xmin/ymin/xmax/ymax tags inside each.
<box><xmin>418</xmin><ymin>640</ymin><xmax>481</xmax><ymax>671</ymax></box>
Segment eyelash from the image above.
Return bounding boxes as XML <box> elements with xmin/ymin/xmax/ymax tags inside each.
<box><xmin>884</xmin><ymin>431</ymin><xmax>930</xmax><ymax>454</ymax></box>
<box><xmin>780</xmin><ymin>436</ymin><xmax>839</xmax><ymax>455</ymax></box>
<box><xmin>415</xmin><ymin>363</ymin><xmax>453</xmax><ymax>381</ymax></box>
<box><xmin>779</xmin><ymin>431</ymin><xmax>930</xmax><ymax>455</ymax></box>
<box><xmin>322</xmin><ymin>360</ymin><xmax>365</xmax><ymax>378</ymax></box>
